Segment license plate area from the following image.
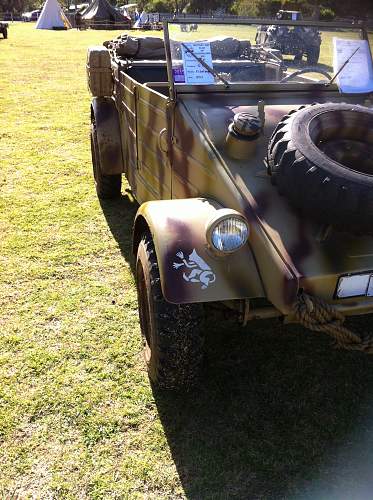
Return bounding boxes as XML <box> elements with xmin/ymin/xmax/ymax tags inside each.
<box><xmin>336</xmin><ymin>272</ymin><xmax>373</xmax><ymax>299</ymax></box>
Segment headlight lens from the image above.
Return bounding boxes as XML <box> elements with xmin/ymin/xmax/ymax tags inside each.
<box><xmin>210</xmin><ymin>215</ymin><xmax>249</xmax><ymax>253</ymax></box>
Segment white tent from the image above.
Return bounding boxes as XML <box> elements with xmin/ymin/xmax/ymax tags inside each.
<box><xmin>36</xmin><ymin>0</ymin><xmax>71</xmax><ymax>29</ymax></box>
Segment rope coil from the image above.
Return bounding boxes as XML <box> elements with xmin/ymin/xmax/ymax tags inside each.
<box><xmin>293</xmin><ymin>292</ymin><xmax>373</xmax><ymax>354</ymax></box>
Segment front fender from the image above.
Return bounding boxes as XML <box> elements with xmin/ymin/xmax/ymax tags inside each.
<box><xmin>91</xmin><ymin>97</ymin><xmax>124</xmax><ymax>175</ymax></box>
<box><xmin>133</xmin><ymin>198</ymin><xmax>265</xmax><ymax>304</ymax></box>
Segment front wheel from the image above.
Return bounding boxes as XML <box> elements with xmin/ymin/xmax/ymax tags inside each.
<box><xmin>2</xmin><ymin>28</ymin><xmax>7</xmax><ymax>39</ymax></box>
<box><xmin>136</xmin><ymin>232</ymin><xmax>205</xmax><ymax>390</ymax></box>
<box><xmin>90</xmin><ymin>117</ymin><xmax>121</xmax><ymax>199</ymax></box>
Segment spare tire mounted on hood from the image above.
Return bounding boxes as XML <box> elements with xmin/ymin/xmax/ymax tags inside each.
<box><xmin>267</xmin><ymin>102</ymin><xmax>373</xmax><ymax>235</ymax></box>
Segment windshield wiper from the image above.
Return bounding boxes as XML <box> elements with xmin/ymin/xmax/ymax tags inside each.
<box><xmin>180</xmin><ymin>42</ymin><xmax>230</xmax><ymax>88</ymax></box>
<box><xmin>328</xmin><ymin>46</ymin><xmax>360</xmax><ymax>86</ymax></box>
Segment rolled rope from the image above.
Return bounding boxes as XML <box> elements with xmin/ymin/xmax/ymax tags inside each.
<box><xmin>293</xmin><ymin>292</ymin><xmax>373</xmax><ymax>353</ymax></box>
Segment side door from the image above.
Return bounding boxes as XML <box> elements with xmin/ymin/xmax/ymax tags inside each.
<box><xmin>134</xmin><ymin>84</ymin><xmax>172</xmax><ymax>203</ymax></box>
<box><xmin>114</xmin><ymin>69</ymin><xmax>138</xmax><ymax>194</ymax></box>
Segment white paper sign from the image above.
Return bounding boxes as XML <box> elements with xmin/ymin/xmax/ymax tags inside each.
<box><xmin>181</xmin><ymin>42</ymin><xmax>215</xmax><ymax>85</ymax></box>
<box><xmin>333</xmin><ymin>38</ymin><xmax>373</xmax><ymax>93</ymax></box>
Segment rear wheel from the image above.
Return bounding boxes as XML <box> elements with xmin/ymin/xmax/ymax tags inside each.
<box><xmin>136</xmin><ymin>232</ymin><xmax>205</xmax><ymax>390</ymax></box>
<box><xmin>307</xmin><ymin>45</ymin><xmax>320</xmax><ymax>65</ymax></box>
<box><xmin>90</xmin><ymin>116</ymin><xmax>121</xmax><ymax>199</ymax></box>
<box><xmin>293</xmin><ymin>50</ymin><xmax>303</xmax><ymax>64</ymax></box>
<box><xmin>2</xmin><ymin>27</ymin><xmax>7</xmax><ymax>39</ymax></box>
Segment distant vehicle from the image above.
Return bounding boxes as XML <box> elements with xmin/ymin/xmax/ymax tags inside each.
<box><xmin>275</xmin><ymin>9</ymin><xmax>302</xmax><ymax>21</ymax></box>
<box><xmin>180</xmin><ymin>23</ymin><xmax>198</xmax><ymax>32</ymax></box>
<box><xmin>0</xmin><ymin>21</ymin><xmax>8</xmax><ymax>38</ymax></box>
<box><xmin>256</xmin><ymin>10</ymin><xmax>321</xmax><ymax>65</ymax></box>
<box><xmin>22</xmin><ymin>9</ymin><xmax>41</xmax><ymax>22</ymax></box>
<box><xmin>67</xmin><ymin>3</ymin><xmax>89</xmax><ymax>13</ymax></box>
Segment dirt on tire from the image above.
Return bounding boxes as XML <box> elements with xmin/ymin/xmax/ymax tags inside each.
<box><xmin>136</xmin><ymin>232</ymin><xmax>205</xmax><ymax>390</ymax></box>
<box><xmin>90</xmin><ymin>119</ymin><xmax>121</xmax><ymax>199</ymax></box>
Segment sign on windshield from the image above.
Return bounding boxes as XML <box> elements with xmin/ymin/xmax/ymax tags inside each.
<box><xmin>165</xmin><ymin>21</ymin><xmax>371</xmax><ymax>91</ymax></box>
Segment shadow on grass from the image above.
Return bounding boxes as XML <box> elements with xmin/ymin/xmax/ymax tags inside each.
<box><xmin>286</xmin><ymin>59</ymin><xmax>334</xmax><ymax>74</ymax></box>
<box><xmin>99</xmin><ymin>191</ymin><xmax>373</xmax><ymax>499</ymax></box>
<box><xmin>99</xmin><ymin>189</ymin><xmax>139</xmax><ymax>273</ymax></box>
<box><xmin>153</xmin><ymin>315</ymin><xmax>373</xmax><ymax>499</ymax></box>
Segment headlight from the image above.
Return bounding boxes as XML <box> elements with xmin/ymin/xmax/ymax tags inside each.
<box><xmin>206</xmin><ymin>209</ymin><xmax>249</xmax><ymax>254</ymax></box>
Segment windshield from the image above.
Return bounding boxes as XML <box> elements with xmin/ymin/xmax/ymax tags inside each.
<box><xmin>166</xmin><ymin>21</ymin><xmax>373</xmax><ymax>91</ymax></box>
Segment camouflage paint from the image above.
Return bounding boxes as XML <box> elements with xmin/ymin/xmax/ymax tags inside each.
<box><xmin>135</xmin><ymin>199</ymin><xmax>264</xmax><ymax>304</ymax></box>
<box><xmin>177</xmin><ymin>90</ymin><xmax>373</xmax><ymax>313</ymax></box>
<box><xmin>99</xmin><ymin>52</ymin><xmax>373</xmax><ymax>317</ymax></box>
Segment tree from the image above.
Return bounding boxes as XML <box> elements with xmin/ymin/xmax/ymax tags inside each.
<box><xmin>0</xmin><ymin>0</ymin><xmax>41</xmax><ymax>13</ymax></box>
<box><xmin>232</xmin><ymin>0</ymin><xmax>373</xmax><ymax>18</ymax></box>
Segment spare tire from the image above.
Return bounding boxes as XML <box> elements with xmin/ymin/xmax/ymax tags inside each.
<box><xmin>267</xmin><ymin>102</ymin><xmax>373</xmax><ymax>235</ymax></box>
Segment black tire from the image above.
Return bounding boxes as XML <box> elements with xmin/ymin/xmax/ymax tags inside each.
<box><xmin>2</xmin><ymin>28</ymin><xmax>7</xmax><ymax>39</ymax></box>
<box><xmin>307</xmin><ymin>45</ymin><xmax>320</xmax><ymax>65</ymax></box>
<box><xmin>136</xmin><ymin>232</ymin><xmax>205</xmax><ymax>390</ymax></box>
<box><xmin>268</xmin><ymin>102</ymin><xmax>373</xmax><ymax>235</ymax></box>
<box><xmin>90</xmin><ymin>117</ymin><xmax>121</xmax><ymax>199</ymax></box>
<box><xmin>293</xmin><ymin>49</ymin><xmax>303</xmax><ymax>64</ymax></box>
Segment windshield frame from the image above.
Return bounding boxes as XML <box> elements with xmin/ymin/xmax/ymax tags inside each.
<box><xmin>163</xmin><ymin>18</ymin><xmax>371</xmax><ymax>99</ymax></box>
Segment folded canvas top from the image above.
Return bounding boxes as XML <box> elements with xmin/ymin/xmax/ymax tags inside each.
<box><xmin>104</xmin><ymin>34</ymin><xmax>166</xmax><ymax>59</ymax></box>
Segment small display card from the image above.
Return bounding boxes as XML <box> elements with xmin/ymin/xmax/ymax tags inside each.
<box><xmin>181</xmin><ymin>42</ymin><xmax>215</xmax><ymax>85</ymax></box>
<box><xmin>333</xmin><ymin>38</ymin><xmax>373</xmax><ymax>93</ymax></box>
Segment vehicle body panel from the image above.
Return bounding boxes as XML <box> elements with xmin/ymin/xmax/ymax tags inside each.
<box><xmin>174</xmin><ymin>90</ymin><xmax>373</xmax><ymax>312</ymax></box>
<box><xmin>134</xmin><ymin>198</ymin><xmax>265</xmax><ymax>304</ymax></box>
<box><xmin>91</xmin><ymin>20</ymin><xmax>373</xmax><ymax>318</ymax></box>
<box><xmin>113</xmin><ymin>61</ymin><xmax>171</xmax><ymax>202</ymax></box>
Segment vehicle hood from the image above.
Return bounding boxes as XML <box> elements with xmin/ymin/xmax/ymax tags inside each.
<box><xmin>178</xmin><ymin>92</ymin><xmax>373</xmax><ymax>301</ymax></box>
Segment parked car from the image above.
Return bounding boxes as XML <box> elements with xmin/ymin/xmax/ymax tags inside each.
<box><xmin>0</xmin><ymin>21</ymin><xmax>8</xmax><ymax>38</ymax></box>
<box><xmin>22</xmin><ymin>9</ymin><xmax>41</xmax><ymax>22</ymax></box>
<box><xmin>87</xmin><ymin>19</ymin><xmax>373</xmax><ymax>389</ymax></box>
<box><xmin>256</xmin><ymin>10</ymin><xmax>321</xmax><ymax>65</ymax></box>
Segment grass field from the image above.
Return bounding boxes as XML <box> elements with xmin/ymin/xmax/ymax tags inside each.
<box><xmin>2</xmin><ymin>22</ymin><xmax>373</xmax><ymax>499</ymax></box>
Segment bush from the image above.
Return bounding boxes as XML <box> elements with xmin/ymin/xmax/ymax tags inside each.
<box><xmin>143</xmin><ymin>0</ymin><xmax>173</xmax><ymax>12</ymax></box>
<box><xmin>320</xmin><ymin>6</ymin><xmax>335</xmax><ymax>20</ymax></box>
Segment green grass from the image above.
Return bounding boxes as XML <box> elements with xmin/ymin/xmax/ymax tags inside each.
<box><xmin>1</xmin><ymin>22</ymin><xmax>373</xmax><ymax>499</ymax></box>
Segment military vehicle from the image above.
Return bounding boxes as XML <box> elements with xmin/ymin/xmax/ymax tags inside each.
<box><xmin>256</xmin><ymin>10</ymin><xmax>321</xmax><ymax>64</ymax></box>
<box><xmin>87</xmin><ymin>19</ymin><xmax>373</xmax><ymax>389</ymax></box>
<box><xmin>0</xmin><ymin>21</ymin><xmax>8</xmax><ymax>39</ymax></box>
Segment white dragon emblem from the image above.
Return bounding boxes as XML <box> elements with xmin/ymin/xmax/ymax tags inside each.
<box><xmin>173</xmin><ymin>249</ymin><xmax>216</xmax><ymax>290</ymax></box>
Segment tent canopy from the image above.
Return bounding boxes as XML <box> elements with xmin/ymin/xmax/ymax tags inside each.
<box><xmin>81</xmin><ymin>0</ymin><xmax>129</xmax><ymax>23</ymax></box>
<box><xmin>36</xmin><ymin>0</ymin><xmax>71</xmax><ymax>29</ymax></box>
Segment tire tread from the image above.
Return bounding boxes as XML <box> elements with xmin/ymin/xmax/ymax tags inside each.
<box><xmin>267</xmin><ymin>104</ymin><xmax>373</xmax><ymax>235</ymax></box>
<box><xmin>137</xmin><ymin>233</ymin><xmax>205</xmax><ymax>390</ymax></box>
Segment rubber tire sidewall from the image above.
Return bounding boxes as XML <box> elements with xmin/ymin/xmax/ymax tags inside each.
<box><xmin>135</xmin><ymin>233</ymin><xmax>205</xmax><ymax>390</ymax></box>
<box><xmin>136</xmin><ymin>236</ymin><xmax>161</xmax><ymax>381</ymax></box>
<box><xmin>90</xmin><ymin>118</ymin><xmax>121</xmax><ymax>199</ymax></box>
<box><xmin>290</xmin><ymin>103</ymin><xmax>373</xmax><ymax>188</ymax></box>
<box><xmin>307</xmin><ymin>45</ymin><xmax>319</xmax><ymax>65</ymax></box>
